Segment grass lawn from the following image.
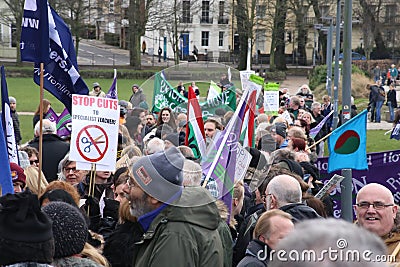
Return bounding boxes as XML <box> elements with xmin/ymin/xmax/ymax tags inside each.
<box><xmin>8</xmin><ymin>78</ymin><xmax>400</xmax><ymax>153</ymax></box>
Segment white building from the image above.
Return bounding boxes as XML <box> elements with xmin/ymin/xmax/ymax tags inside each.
<box><xmin>143</xmin><ymin>0</ymin><xmax>232</xmax><ymax>61</ymax></box>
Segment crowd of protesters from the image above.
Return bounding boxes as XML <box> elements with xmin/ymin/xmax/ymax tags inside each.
<box><xmin>1</xmin><ymin>79</ymin><xmax>399</xmax><ymax>267</ymax></box>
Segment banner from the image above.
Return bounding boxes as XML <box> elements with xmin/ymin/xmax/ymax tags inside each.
<box><xmin>316</xmin><ymin>149</ymin><xmax>400</xmax><ymax>218</ymax></box>
<box><xmin>1</xmin><ymin>66</ymin><xmax>19</xmax><ymax>164</ymax></box>
<box><xmin>21</xmin><ymin>0</ymin><xmax>89</xmax><ymax>111</ymax></box>
<box><xmin>152</xmin><ymin>72</ymin><xmax>237</xmax><ymax>116</ymax></box>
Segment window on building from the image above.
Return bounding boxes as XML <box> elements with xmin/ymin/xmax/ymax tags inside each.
<box><xmin>256</xmin><ymin>5</ymin><xmax>266</xmax><ymax>18</ymax></box>
<box><xmin>255</xmin><ymin>29</ymin><xmax>266</xmax><ymax>53</ymax></box>
<box><xmin>319</xmin><ymin>5</ymin><xmax>329</xmax><ymax>18</ymax></box>
<box><xmin>385</xmin><ymin>5</ymin><xmax>396</xmax><ymax>23</ymax></box>
<box><xmin>201</xmin><ymin>1</ymin><xmax>210</xmax><ymax>23</ymax></box>
<box><xmin>219</xmin><ymin>32</ymin><xmax>224</xmax><ymax>47</ymax></box>
<box><xmin>201</xmin><ymin>31</ymin><xmax>209</xmax><ymax>46</ymax></box>
<box><xmin>182</xmin><ymin>1</ymin><xmax>191</xmax><ymax>23</ymax></box>
<box><xmin>219</xmin><ymin>1</ymin><xmax>225</xmax><ymax>17</ymax></box>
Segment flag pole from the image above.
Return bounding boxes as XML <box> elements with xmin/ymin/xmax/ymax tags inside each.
<box><xmin>37</xmin><ymin>62</ymin><xmax>44</xmax><ymax>196</ymax></box>
<box><xmin>307</xmin><ymin>131</ymin><xmax>334</xmax><ymax>150</ymax></box>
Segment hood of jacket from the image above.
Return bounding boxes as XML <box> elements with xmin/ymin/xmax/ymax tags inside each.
<box><xmin>154</xmin><ymin>186</ymin><xmax>221</xmax><ymax>231</ymax></box>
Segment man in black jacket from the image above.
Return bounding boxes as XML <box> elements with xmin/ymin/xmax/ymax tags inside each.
<box><xmin>264</xmin><ymin>174</ymin><xmax>320</xmax><ymax>222</ymax></box>
<box><xmin>29</xmin><ymin>119</ymin><xmax>69</xmax><ymax>182</ymax></box>
<box><xmin>9</xmin><ymin>96</ymin><xmax>21</xmax><ymax>145</ymax></box>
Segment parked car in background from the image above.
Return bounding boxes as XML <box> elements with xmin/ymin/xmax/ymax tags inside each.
<box><xmin>338</xmin><ymin>52</ymin><xmax>367</xmax><ymax>61</ymax></box>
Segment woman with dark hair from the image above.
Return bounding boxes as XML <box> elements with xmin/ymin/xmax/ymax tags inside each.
<box><xmin>156</xmin><ymin>107</ymin><xmax>177</xmax><ymax>131</ymax></box>
<box><xmin>33</xmin><ymin>99</ymin><xmax>51</xmax><ymax>128</ymax></box>
<box><xmin>125</xmin><ymin>116</ymin><xmax>143</xmax><ymax>149</ymax></box>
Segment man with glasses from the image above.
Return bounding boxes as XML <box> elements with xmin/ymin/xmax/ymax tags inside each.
<box><xmin>58</xmin><ymin>156</ymin><xmax>87</xmax><ymax>186</ymax></box>
<box><xmin>355</xmin><ymin>183</ymin><xmax>399</xmax><ymax>262</ymax></box>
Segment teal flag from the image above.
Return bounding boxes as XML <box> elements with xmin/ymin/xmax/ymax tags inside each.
<box><xmin>152</xmin><ymin>72</ymin><xmax>237</xmax><ymax>115</ymax></box>
<box><xmin>327</xmin><ymin>109</ymin><xmax>368</xmax><ymax>173</ymax></box>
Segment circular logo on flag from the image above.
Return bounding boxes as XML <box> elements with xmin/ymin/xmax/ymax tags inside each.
<box><xmin>334</xmin><ymin>130</ymin><xmax>360</xmax><ymax>154</ymax></box>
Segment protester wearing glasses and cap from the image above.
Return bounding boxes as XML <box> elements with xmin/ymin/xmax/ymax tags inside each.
<box><xmin>89</xmin><ymin>82</ymin><xmax>106</xmax><ymax>97</ymax></box>
<box><xmin>355</xmin><ymin>183</ymin><xmax>400</xmax><ymax>262</ymax></box>
<box><xmin>123</xmin><ymin>147</ymin><xmax>224</xmax><ymax>266</ymax></box>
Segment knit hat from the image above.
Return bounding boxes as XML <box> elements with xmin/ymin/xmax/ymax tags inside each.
<box><xmin>10</xmin><ymin>162</ymin><xmax>26</xmax><ymax>188</ymax></box>
<box><xmin>8</xmin><ymin>96</ymin><xmax>16</xmax><ymax>104</ymax></box>
<box><xmin>93</xmin><ymin>82</ymin><xmax>100</xmax><ymax>88</ymax></box>
<box><xmin>42</xmin><ymin>201</ymin><xmax>88</xmax><ymax>259</ymax></box>
<box><xmin>131</xmin><ymin>146</ymin><xmax>184</xmax><ymax>203</ymax></box>
<box><xmin>132</xmin><ymin>84</ymin><xmax>140</xmax><ymax>89</ymax></box>
<box><xmin>272</xmin><ymin>123</ymin><xmax>287</xmax><ymax>138</ymax></box>
<box><xmin>0</xmin><ymin>191</ymin><xmax>54</xmax><ymax>265</ymax></box>
<box><xmin>164</xmin><ymin>133</ymin><xmax>180</xmax><ymax>147</ymax></box>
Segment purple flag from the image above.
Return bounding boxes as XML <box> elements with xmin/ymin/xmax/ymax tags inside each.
<box><xmin>56</xmin><ymin>108</ymin><xmax>71</xmax><ymax>137</ymax></box>
<box><xmin>106</xmin><ymin>69</ymin><xmax>118</xmax><ymax>99</ymax></box>
<box><xmin>45</xmin><ymin>107</ymin><xmax>58</xmax><ymax>122</ymax></box>
<box><xmin>202</xmin><ymin>90</ymin><xmax>249</xmax><ymax>221</ymax></box>
<box><xmin>309</xmin><ymin>110</ymin><xmax>334</xmax><ymax>139</ymax></box>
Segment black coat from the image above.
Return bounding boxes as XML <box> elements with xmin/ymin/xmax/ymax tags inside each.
<box><xmin>103</xmin><ymin>221</ymin><xmax>144</xmax><ymax>267</ymax></box>
<box><xmin>237</xmin><ymin>239</ymin><xmax>270</xmax><ymax>267</ymax></box>
<box><xmin>28</xmin><ymin>134</ymin><xmax>70</xmax><ymax>182</ymax></box>
<box><xmin>280</xmin><ymin>203</ymin><xmax>321</xmax><ymax>223</ymax></box>
<box><xmin>387</xmin><ymin>89</ymin><xmax>398</xmax><ymax>108</ymax></box>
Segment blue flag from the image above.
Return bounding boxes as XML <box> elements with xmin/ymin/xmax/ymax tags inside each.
<box><xmin>390</xmin><ymin>122</ymin><xmax>400</xmax><ymax>140</ymax></box>
<box><xmin>20</xmin><ymin>0</ymin><xmax>49</xmax><ymax>63</ymax></box>
<box><xmin>1</xmin><ymin>66</ymin><xmax>19</xmax><ymax>164</ymax></box>
<box><xmin>327</xmin><ymin>109</ymin><xmax>368</xmax><ymax>173</ymax></box>
<box><xmin>0</xmin><ymin>121</ymin><xmax>13</xmax><ymax>195</ymax></box>
<box><xmin>21</xmin><ymin>0</ymin><xmax>89</xmax><ymax>111</ymax></box>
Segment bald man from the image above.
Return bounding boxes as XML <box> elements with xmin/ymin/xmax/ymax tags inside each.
<box><xmin>264</xmin><ymin>174</ymin><xmax>320</xmax><ymax>222</ymax></box>
<box><xmin>355</xmin><ymin>183</ymin><xmax>399</xmax><ymax>261</ymax></box>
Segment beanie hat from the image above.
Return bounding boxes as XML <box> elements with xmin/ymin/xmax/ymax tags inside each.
<box><xmin>272</xmin><ymin>123</ymin><xmax>287</xmax><ymax>138</ymax></box>
<box><xmin>9</xmin><ymin>96</ymin><xmax>16</xmax><ymax>103</ymax></box>
<box><xmin>132</xmin><ymin>146</ymin><xmax>184</xmax><ymax>203</ymax></box>
<box><xmin>0</xmin><ymin>190</ymin><xmax>54</xmax><ymax>265</ymax></box>
<box><xmin>164</xmin><ymin>133</ymin><xmax>180</xmax><ymax>147</ymax></box>
<box><xmin>132</xmin><ymin>84</ymin><xmax>140</xmax><ymax>89</ymax></box>
<box><xmin>42</xmin><ymin>201</ymin><xmax>88</xmax><ymax>259</ymax></box>
<box><xmin>93</xmin><ymin>82</ymin><xmax>100</xmax><ymax>88</ymax></box>
<box><xmin>10</xmin><ymin>162</ymin><xmax>26</xmax><ymax>188</ymax></box>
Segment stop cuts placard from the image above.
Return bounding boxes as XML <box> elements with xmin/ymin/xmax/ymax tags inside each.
<box><xmin>69</xmin><ymin>95</ymin><xmax>119</xmax><ymax>169</ymax></box>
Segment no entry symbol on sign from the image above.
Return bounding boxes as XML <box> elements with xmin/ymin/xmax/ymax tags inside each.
<box><xmin>76</xmin><ymin>125</ymin><xmax>109</xmax><ymax>162</ymax></box>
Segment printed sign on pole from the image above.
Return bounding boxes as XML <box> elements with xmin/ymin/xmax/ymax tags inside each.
<box><xmin>69</xmin><ymin>95</ymin><xmax>119</xmax><ymax>171</ymax></box>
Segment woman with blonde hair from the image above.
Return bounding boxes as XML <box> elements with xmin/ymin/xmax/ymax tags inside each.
<box><xmin>24</xmin><ymin>165</ymin><xmax>48</xmax><ymax>195</ymax></box>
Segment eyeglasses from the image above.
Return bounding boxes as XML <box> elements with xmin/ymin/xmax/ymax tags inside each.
<box><xmin>30</xmin><ymin>159</ymin><xmax>39</xmax><ymax>165</ymax></box>
<box><xmin>64</xmin><ymin>167</ymin><xmax>79</xmax><ymax>174</ymax></box>
<box><xmin>356</xmin><ymin>201</ymin><xmax>394</xmax><ymax>210</ymax></box>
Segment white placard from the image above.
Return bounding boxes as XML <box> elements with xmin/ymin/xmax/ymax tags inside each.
<box><xmin>264</xmin><ymin>90</ymin><xmax>279</xmax><ymax>112</ymax></box>
<box><xmin>234</xmin><ymin>144</ymin><xmax>253</xmax><ymax>182</ymax></box>
<box><xmin>76</xmin><ymin>161</ymin><xmax>116</xmax><ymax>172</ymax></box>
<box><xmin>315</xmin><ymin>174</ymin><xmax>345</xmax><ymax>199</ymax></box>
<box><xmin>69</xmin><ymin>95</ymin><xmax>119</xmax><ymax>171</ymax></box>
